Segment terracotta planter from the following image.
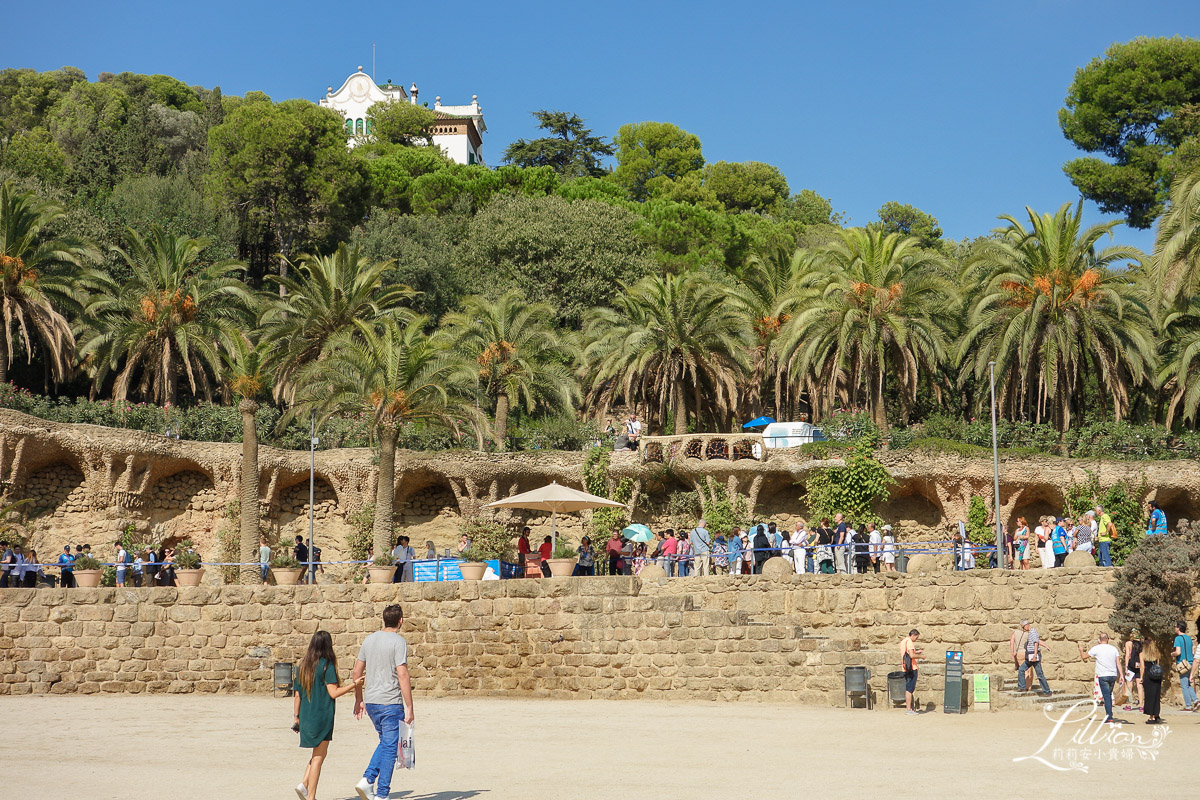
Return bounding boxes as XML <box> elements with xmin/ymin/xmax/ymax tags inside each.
<box><xmin>547</xmin><ymin>558</ymin><xmax>576</xmax><ymax>578</ymax></box>
<box><xmin>175</xmin><ymin>568</ymin><xmax>204</xmax><ymax>586</ymax></box>
<box><xmin>271</xmin><ymin>568</ymin><xmax>303</xmax><ymax>586</ymax></box>
<box><xmin>367</xmin><ymin>565</ymin><xmax>397</xmax><ymax>584</ymax></box>
<box><xmin>458</xmin><ymin>562</ymin><xmax>487</xmax><ymax>580</ymax></box>
<box><xmin>73</xmin><ymin>569</ymin><xmax>102</xmax><ymax>588</ymax></box>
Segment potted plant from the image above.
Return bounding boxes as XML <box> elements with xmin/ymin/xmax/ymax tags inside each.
<box><xmin>174</xmin><ymin>540</ymin><xmax>205</xmax><ymax>586</ymax></box>
<box><xmin>546</xmin><ymin>541</ymin><xmax>577</xmax><ymax>578</ymax></box>
<box><xmin>72</xmin><ymin>553</ymin><xmax>103</xmax><ymax>587</ymax></box>
<box><xmin>368</xmin><ymin>554</ymin><xmax>397</xmax><ymax>584</ymax></box>
<box><xmin>457</xmin><ymin>547</ymin><xmax>489</xmax><ymax>580</ymax></box>
<box><xmin>270</xmin><ymin>554</ymin><xmax>304</xmax><ymax>585</ymax></box>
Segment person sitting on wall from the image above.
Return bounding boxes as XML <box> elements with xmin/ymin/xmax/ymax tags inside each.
<box><xmin>624</xmin><ymin>413</ymin><xmax>641</xmax><ymax>451</ymax></box>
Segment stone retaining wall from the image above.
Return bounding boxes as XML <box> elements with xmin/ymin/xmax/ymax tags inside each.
<box><xmin>0</xmin><ymin>569</ymin><xmax>1126</xmax><ymax>706</ymax></box>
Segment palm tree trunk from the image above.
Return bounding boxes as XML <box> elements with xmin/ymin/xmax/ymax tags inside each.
<box><xmin>871</xmin><ymin>367</ymin><xmax>889</xmax><ymax>435</ymax></box>
<box><xmin>373</xmin><ymin>426</ymin><xmax>399</xmax><ymax>557</ymax></box>
<box><xmin>0</xmin><ymin>321</ymin><xmax>8</xmax><ymax>386</ymax></box>
<box><xmin>673</xmin><ymin>383</ymin><xmax>687</xmax><ymax>435</ymax></box>
<box><xmin>494</xmin><ymin>392</ymin><xmax>509</xmax><ymax>449</ymax></box>
<box><xmin>239</xmin><ymin>399</ymin><xmax>261</xmax><ymax>585</ymax></box>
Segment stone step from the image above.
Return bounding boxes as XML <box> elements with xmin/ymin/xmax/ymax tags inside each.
<box><xmin>1002</xmin><ymin>691</ymin><xmax>1091</xmax><ymax>704</ymax></box>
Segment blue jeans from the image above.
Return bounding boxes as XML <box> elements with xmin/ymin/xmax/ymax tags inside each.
<box><xmin>678</xmin><ymin>561</ymin><xmax>690</xmax><ymax>577</ymax></box>
<box><xmin>1098</xmin><ymin>675</ymin><xmax>1116</xmax><ymax>720</ymax></box>
<box><xmin>260</xmin><ymin>564</ymin><xmax>269</xmax><ymax>581</ymax></box>
<box><xmin>364</xmin><ymin>703</ymin><xmax>402</xmax><ymax>797</ymax></box>
<box><xmin>1181</xmin><ymin>672</ymin><xmax>1198</xmax><ymax>708</ymax></box>
<box><xmin>1097</xmin><ymin>541</ymin><xmax>1112</xmax><ymax>567</ymax></box>
<box><xmin>1019</xmin><ymin>658</ymin><xmax>1051</xmax><ymax>694</ymax></box>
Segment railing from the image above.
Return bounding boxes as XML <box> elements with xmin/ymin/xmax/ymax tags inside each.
<box><xmin>640</xmin><ymin>433</ymin><xmax>768</xmax><ymax>463</ymax></box>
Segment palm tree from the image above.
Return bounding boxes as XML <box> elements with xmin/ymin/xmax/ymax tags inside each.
<box><xmin>0</xmin><ymin>182</ymin><xmax>97</xmax><ymax>385</ymax></box>
<box><xmin>583</xmin><ymin>272</ymin><xmax>750</xmax><ymax>434</ymax></box>
<box><xmin>441</xmin><ymin>291</ymin><xmax>579</xmax><ymax>449</ymax></box>
<box><xmin>80</xmin><ymin>226</ymin><xmax>254</xmax><ymax>405</ymax></box>
<box><xmin>775</xmin><ymin>228</ymin><xmax>956</xmax><ymax>432</ymax></box>
<box><xmin>261</xmin><ymin>243</ymin><xmax>415</xmax><ymax>401</ymax></box>
<box><xmin>1159</xmin><ymin>294</ymin><xmax>1200</xmax><ymax>428</ymax></box>
<box><xmin>958</xmin><ymin>203</ymin><xmax>1154</xmax><ymax>429</ymax></box>
<box><xmin>729</xmin><ymin>245</ymin><xmax>814</xmax><ymax>419</ymax></box>
<box><xmin>291</xmin><ymin>317</ymin><xmax>474</xmax><ymax>555</ymax></box>
<box><xmin>1152</xmin><ymin>165</ymin><xmax>1200</xmax><ymax>304</ymax></box>
<box><xmin>225</xmin><ymin>337</ymin><xmax>268</xmax><ymax>585</ymax></box>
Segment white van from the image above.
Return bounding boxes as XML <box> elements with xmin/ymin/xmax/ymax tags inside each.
<box><xmin>761</xmin><ymin>421</ymin><xmax>824</xmax><ymax>449</ymax></box>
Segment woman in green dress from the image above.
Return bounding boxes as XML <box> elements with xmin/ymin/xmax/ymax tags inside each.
<box><xmin>292</xmin><ymin>630</ymin><xmax>363</xmax><ymax>800</ymax></box>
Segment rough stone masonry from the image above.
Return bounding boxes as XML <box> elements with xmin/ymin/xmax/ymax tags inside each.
<box><xmin>0</xmin><ymin>568</ymin><xmax>1129</xmax><ymax>708</ymax></box>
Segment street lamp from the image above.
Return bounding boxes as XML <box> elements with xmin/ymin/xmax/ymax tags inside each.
<box><xmin>308</xmin><ymin>412</ymin><xmax>318</xmax><ymax>584</ymax></box>
<box><xmin>989</xmin><ymin>362</ymin><xmax>1003</xmax><ymax>568</ymax></box>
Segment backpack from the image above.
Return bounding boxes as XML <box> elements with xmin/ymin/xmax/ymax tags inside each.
<box><xmin>713</xmin><ymin>541</ymin><xmax>729</xmax><ymax>568</ymax></box>
<box><xmin>1107</xmin><ymin>520</ymin><xmax>1119</xmax><ymax>540</ymax></box>
<box><xmin>122</xmin><ymin>550</ymin><xmax>132</xmax><ymax>565</ymax></box>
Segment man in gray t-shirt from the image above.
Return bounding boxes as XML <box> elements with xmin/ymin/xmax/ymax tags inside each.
<box><xmin>352</xmin><ymin>604</ymin><xmax>414</xmax><ymax>800</ymax></box>
<box><xmin>690</xmin><ymin>520</ymin><xmax>711</xmax><ymax>577</ymax></box>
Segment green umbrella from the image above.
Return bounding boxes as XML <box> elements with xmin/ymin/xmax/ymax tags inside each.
<box><xmin>622</xmin><ymin>524</ymin><xmax>654</xmax><ymax>542</ymax></box>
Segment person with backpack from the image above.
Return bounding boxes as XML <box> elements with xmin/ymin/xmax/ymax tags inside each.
<box><xmin>1140</xmin><ymin>641</ymin><xmax>1165</xmax><ymax>724</ymax></box>
<box><xmin>711</xmin><ymin>532</ymin><xmax>730</xmax><ymax>575</ymax></box>
<box><xmin>1146</xmin><ymin>501</ymin><xmax>1168</xmax><ymax>536</ymax></box>
<box><xmin>852</xmin><ymin>528</ymin><xmax>870</xmax><ymax>573</ymax></box>
<box><xmin>1173</xmin><ymin>621</ymin><xmax>1198</xmax><ymax>711</ymax></box>
<box><xmin>1095</xmin><ymin>505</ymin><xmax>1116</xmax><ymax>567</ymax></box>
<box><xmin>751</xmin><ymin>525</ymin><xmax>771</xmax><ymax>574</ymax></box>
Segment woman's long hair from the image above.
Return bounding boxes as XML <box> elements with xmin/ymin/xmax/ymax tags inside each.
<box><xmin>298</xmin><ymin>630</ymin><xmax>340</xmax><ymax>699</ymax></box>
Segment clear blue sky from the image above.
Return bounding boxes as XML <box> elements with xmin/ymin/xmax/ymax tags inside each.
<box><xmin>6</xmin><ymin>0</ymin><xmax>1196</xmax><ymax>252</ymax></box>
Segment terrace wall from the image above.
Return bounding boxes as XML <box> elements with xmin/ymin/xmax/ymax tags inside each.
<box><xmin>0</xmin><ymin>569</ymin><xmax>1129</xmax><ymax>708</ymax></box>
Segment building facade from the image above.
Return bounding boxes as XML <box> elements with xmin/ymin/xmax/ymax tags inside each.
<box><xmin>318</xmin><ymin>67</ymin><xmax>486</xmax><ymax>165</ymax></box>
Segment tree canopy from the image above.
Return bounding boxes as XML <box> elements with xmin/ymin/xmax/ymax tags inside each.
<box><xmin>503</xmin><ymin>110</ymin><xmax>614</xmax><ymax>178</ymax></box>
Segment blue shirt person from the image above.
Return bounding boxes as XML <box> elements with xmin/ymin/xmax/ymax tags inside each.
<box><xmin>1146</xmin><ymin>502</ymin><xmax>1167</xmax><ymax>535</ymax></box>
<box><xmin>57</xmin><ymin>546</ymin><xmax>75</xmax><ymax>587</ymax></box>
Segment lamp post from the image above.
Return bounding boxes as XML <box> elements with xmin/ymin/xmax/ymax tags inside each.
<box><xmin>989</xmin><ymin>362</ymin><xmax>1003</xmax><ymax>569</ymax></box>
<box><xmin>308</xmin><ymin>412</ymin><xmax>317</xmax><ymax>584</ymax></box>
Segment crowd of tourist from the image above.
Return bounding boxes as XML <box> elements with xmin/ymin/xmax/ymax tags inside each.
<box><xmin>0</xmin><ymin>539</ymin><xmax>195</xmax><ymax>587</ymax></box>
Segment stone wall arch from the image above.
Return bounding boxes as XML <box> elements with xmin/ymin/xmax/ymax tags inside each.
<box><xmin>1152</xmin><ymin>488</ymin><xmax>1200</xmax><ymax>532</ymax></box>
<box><xmin>25</xmin><ymin>462</ymin><xmax>88</xmax><ymax>517</ymax></box>
<box><xmin>147</xmin><ymin>470</ymin><xmax>219</xmax><ymax>545</ymax></box>
<box><xmin>1008</xmin><ymin>484</ymin><xmax>1064</xmax><ymax>535</ymax></box>
<box><xmin>877</xmin><ymin>479</ymin><xmax>944</xmax><ymax>538</ymax></box>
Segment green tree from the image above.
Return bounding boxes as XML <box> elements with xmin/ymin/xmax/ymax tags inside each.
<box><xmin>610</xmin><ymin>121</ymin><xmax>704</xmax><ymax>201</ymax></box>
<box><xmin>365</xmin><ymin>100</ymin><xmax>438</xmax><ymax>146</ymax></box>
<box><xmin>0</xmin><ymin>182</ymin><xmax>97</xmax><ymax>384</ymax></box>
<box><xmin>958</xmin><ymin>203</ymin><xmax>1154</xmax><ymax>429</ymax></box>
<box><xmin>1159</xmin><ymin>295</ymin><xmax>1200</xmax><ymax>427</ymax></box>
<box><xmin>1060</xmin><ymin>36</ymin><xmax>1200</xmax><ymax>228</ymax></box>
<box><xmin>503</xmin><ymin>110</ymin><xmax>614</xmax><ymax>178</ymax></box>
<box><xmin>777</xmin><ymin>228</ymin><xmax>956</xmax><ymax>432</ymax></box>
<box><xmin>458</xmin><ymin>194</ymin><xmax>652</xmax><ymax>326</ymax></box>
<box><xmin>0</xmin><ymin>67</ymin><xmax>88</xmax><ymax>137</ymax></box>
<box><xmin>635</xmin><ymin>198</ymin><xmax>748</xmax><ymax>274</ymax></box>
<box><xmin>441</xmin><ymin>290</ymin><xmax>579</xmax><ymax>448</ymax></box>
<box><xmin>583</xmin><ymin>272</ymin><xmax>751</xmax><ymax>434</ymax></box>
<box><xmin>261</xmin><ymin>243</ymin><xmax>415</xmax><ymax>401</ymax></box>
<box><xmin>0</xmin><ymin>130</ymin><xmax>68</xmax><ymax>186</ymax></box>
<box><xmin>291</xmin><ymin>317</ymin><xmax>472</xmax><ymax>555</ymax></box>
<box><xmin>80</xmin><ymin>226</ymin><xmax>253</xmax><ymax>405</ymax></box>
<box><xmin>207</xmin><ymin>97</ymin><xmax>366</xmax><ymax>292</ymax></box>
<box><xmin>702</xmin><ymin>161</ymin><xmax>790</xmax><ymax>212</ymax></box>
<box><xmin>801</xmin><ymin>438</ymin><xmax>895</xmax><ymax>522</ymax></box>
<box><xmin>778</xmin><ymin>189</ymin><xmax>840</xmax><ymax>226</ymax></box>
<box><xmin>1109</xmin><ymin>531</ymin><xmax>1200</xmax><ymax>646</ymax></box>
<box><xmin>872</xmin><ymin>201</ymin><xmax>944</xmax><ymax>250</ymax></box>
<box><xmin>47</xmin><ymin>80</ymin><xmax>131</xmax><ymax>158</ymax></box>
<box><xmin>357</xmin><ymin>145</ymin><xmax>452</xmax><ymax>212</ymax></box>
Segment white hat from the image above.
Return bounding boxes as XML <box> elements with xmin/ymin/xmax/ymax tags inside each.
<box><xmin>882</xmin><ymin>524</ymin><xmax>893</xmax><ymax>531</ymax></box>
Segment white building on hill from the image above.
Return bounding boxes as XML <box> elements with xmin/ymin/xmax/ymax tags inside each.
<box><xmin>318</xmin><ymin>66</ymin><xmax>486</xmax><ymax>165</ymax></box>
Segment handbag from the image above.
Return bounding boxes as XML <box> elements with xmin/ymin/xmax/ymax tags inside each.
<box><xmin>396</xmin><ymin>721</ymin><xmax>416</xmax><ymax>770</ymax></box>
<box><xmin>1176</xmin><ymin>660</ymin><xmax>1191</xmax><ymax>675</ymax></box>
<box><xmin>1146</xmin><ymin>662</ymin><xmax>1163</xmax><ymax>681</ymax></box>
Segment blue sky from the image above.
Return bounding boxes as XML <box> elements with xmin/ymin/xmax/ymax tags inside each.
<box><xmin>6</xmin><ymin>0</ymin><xmax>1197</xmax><ymax>252</ymax></box>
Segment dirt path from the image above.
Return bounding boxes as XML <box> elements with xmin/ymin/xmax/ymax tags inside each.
<box><xmin>1</xmin><ymin>695</ymin><xmax>1194</xmax><ymax>799</ymax></box>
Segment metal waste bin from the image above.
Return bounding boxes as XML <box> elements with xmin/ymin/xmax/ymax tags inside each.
<box><xmin>888</xmin><ymin>671</ymin><xmax>907</xmax><ymax>706</ymax></box>
<box><xmin>273</xmin><ymin>662</ymin><xmax>296</xmax><ymax>697</ymax></box>
<box><xmin>895</xmin><ymin>553</ymin><xmax>909</xmax><ymax>573</ymax></box>
<box><xmin>844</xmin><ymin>666</ymin><xmax>871</xmax><ymax>709</ymax></box>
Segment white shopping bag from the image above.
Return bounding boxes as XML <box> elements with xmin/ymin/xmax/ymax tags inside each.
<box><xmin>396</xmin><ymin>721</ymin><xmax>416</xmax><ymax>770</ymax></box>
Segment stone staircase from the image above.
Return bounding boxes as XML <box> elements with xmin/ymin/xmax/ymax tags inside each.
<box><xmin>996</xmin><ymin>677</ymin><xmax>1093</xmax><ymax>711</ymax></box>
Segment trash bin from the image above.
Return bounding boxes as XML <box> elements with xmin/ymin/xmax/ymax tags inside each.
<box><xmin>888</xmin><ymin>671</ymin><xmax>907</xmax><ymax>706</ymax></box>
<box><xmin>895</xmin><ymin>553</ymin><xmax>909</xmax><ymax>573</ymax></box>
<box><xmin>844</xmin><ymin>666</ymin><xmax>871</xmax><ymax>709</ymax></box>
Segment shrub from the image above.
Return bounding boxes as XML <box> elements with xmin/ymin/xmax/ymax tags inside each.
<box><xmin>459</xmin><ymin>516</ymin><xmax>514</xmax><ymax>560</ymax></box>
<box><xmin>965</xmin><ymin>495</ymin><xmax>991</xmax><ymax>545</ymax></box>
<box><xmin>552</xmin><ymin>541</ymin><xmax>577</xmax><ymax>559</ymax></box>
<box><xmin>270</xmin><ymin>554</ymin><xmax>301</xmax><ymax>569</ymax></box>
<box><xmin>175</xmin><ymin>549</ymin><xmax>201</xmax><ymax>570</ymax></box>
<box><xmin>1109</xmin><ymin>530</ymin><xmax>1200</xmax><ymax>649</ymax></box>
<box><xmin>802</xmin><ymin>440</ymin><xmax>894</xmax><ymax>523</ymax></box>
<box><xmin>702</xmin><ymin>485</ymin><xmax>749</xmax><ymax>537</ymax></box>
<box><xmin>73</xmin><ymin>554</ymin><xmax>102</xmax><ymax>570</ymax></box>
<box><xmin>372</xmin><ymin>554</ymin><xmax>395</xmax><ymax>567</ymax></box>
<box><xmin>1063</xmin><ymin>472</ymin><xmax>1147</xmax><ymax>566</ymax></box>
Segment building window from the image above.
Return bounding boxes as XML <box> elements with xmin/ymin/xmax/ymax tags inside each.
<box><xmin>468</xmin><ymin>152</ymin><xmax>476</xmax><ymax>165</ymax></box>
<box><xmin>345</xmin><ymin>119</ymin><xmax>354</xmax><ymax>135</ymax></box>
<box><xmin>365</xmin><ymin>118</ymin><xmax>372</xmax><ymax>135</ymax></box>
<box><xmin>355</xmin><ymin>118</ymin><xmax>364</xmax><ymax>135</ymax></box>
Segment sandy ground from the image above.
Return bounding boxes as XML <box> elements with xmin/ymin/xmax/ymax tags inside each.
<box><xmin>0</xmin><ymin>694</ymin><xmax>1196</xmax><ymax>800</ymax></box>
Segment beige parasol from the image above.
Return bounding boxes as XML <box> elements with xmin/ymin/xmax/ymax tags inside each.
<box><xmin>485</xmin><ymin>481</ymin><xmax>626</xmax><ymax>551</ymax></box>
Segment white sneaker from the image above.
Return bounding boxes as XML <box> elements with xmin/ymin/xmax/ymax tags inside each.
<box><xmin>354</xmin><ymin>777</ymin><xmax>373</xmax><ymax>800</ymax></box>
<box><xmin>295</xmin><ymin>783</ymin><xmax>308</xmax><ymax>799</ymax></box>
